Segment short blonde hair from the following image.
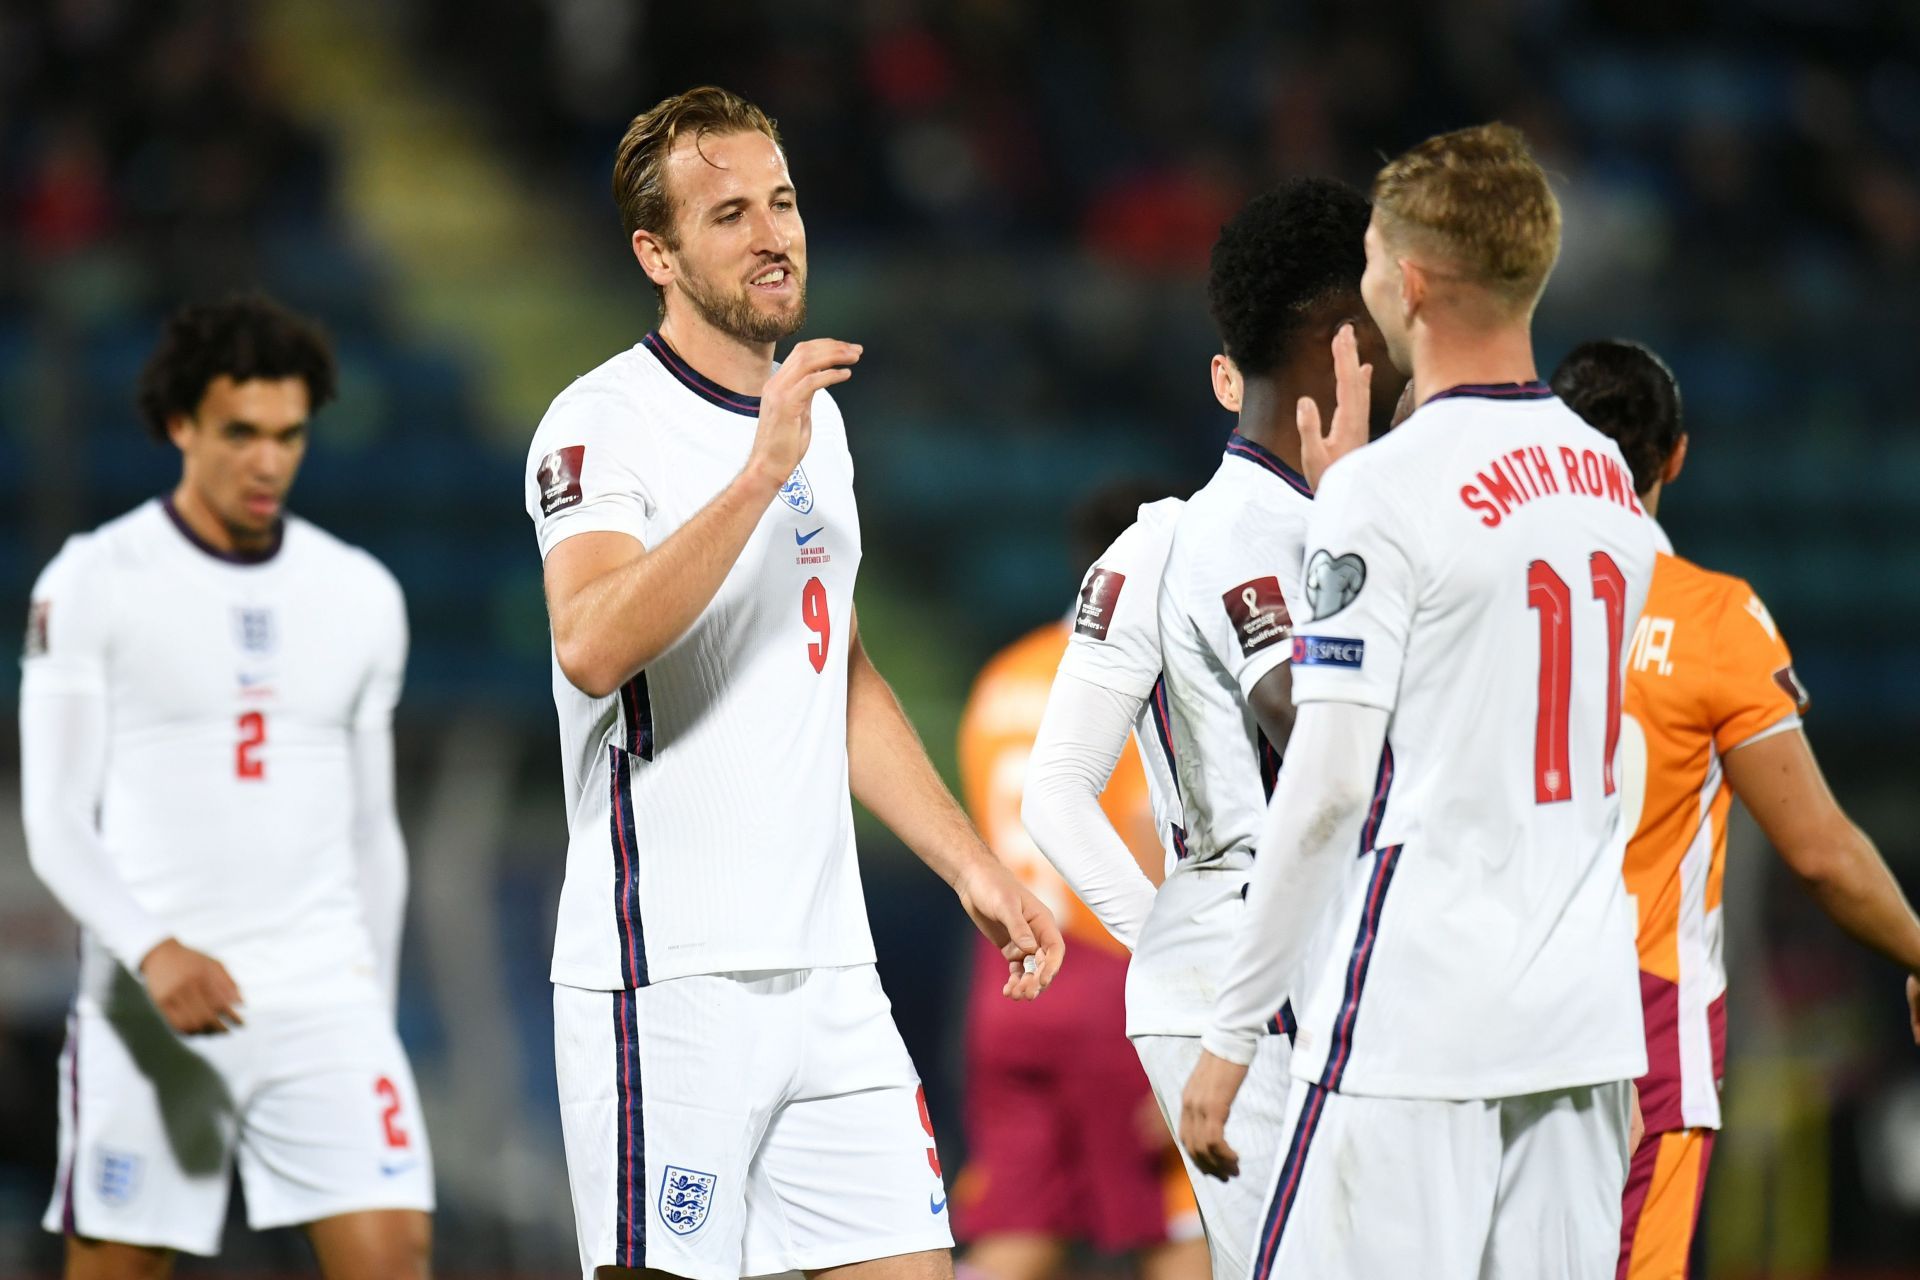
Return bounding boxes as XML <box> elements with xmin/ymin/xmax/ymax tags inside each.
<box><xmin>612</xmin><ymin>86</ymin><xmax>783</xmax><ymax>298</ymax></box>
<box><xmin>1372</xmin><ymin>123</ymin><xmax>1560</xmax><ymax>311</ymax></box>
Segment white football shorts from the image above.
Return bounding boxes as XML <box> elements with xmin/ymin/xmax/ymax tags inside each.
<box><xmin>1133</xmin><ymin>1032</ymin><xmax>1294</xmax><ymax>1280</ymax></box>
<box><xmin>555</xmin><ymin>964</ymin><xmax>953</xmax><ymax>1280</ymax></box>
<box><xmin>1248</xmin><ymin>1079</ymin><xmax>1633</xmax><ymax>1280</ymax></box>
<box><xmin>44</xmin><ymin>982</ymin><xmax>434</xmax><ymax>1255</ymax></box>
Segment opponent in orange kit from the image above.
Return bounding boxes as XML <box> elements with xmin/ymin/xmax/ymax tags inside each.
<box><xmin>953</xmin><ymin>486</ymin><xmax>1206</xmax><ymax>1280</ymax></box>
<box><xmin>1551</xmin><ymin>340</ymin><xmax>1920</xmax><ymax>1280</ymax></box>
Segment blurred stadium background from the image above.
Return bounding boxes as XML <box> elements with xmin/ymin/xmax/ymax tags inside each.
<box><xmin>2</xmin><ymin>0</ymin><xmax>1918</xmax><ymax>1275</ymax></box>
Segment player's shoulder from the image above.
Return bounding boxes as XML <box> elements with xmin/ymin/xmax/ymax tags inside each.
<box><xmin>37</xmin><ymin>500</ymin><xmax>168</xmax><ymax>586</ymax></box>
<box><xmin>529</xmin><ymin>345</ymin><xmax>657</xmax><ymax>451</ymax></box>
<box><xmin>285</xmin><ymin>517</ymin><xmax>406</xmax><ymax>605</ymax></box>
<box><xmin>1098</xmin><ymin>496</ymin><xmax>1185</xmax><ymax>566</ymax></box>
<box><xmin>1657</xmin><ymin>551</ymin><xmax>1783</xmax><ymax>646</ymax></box>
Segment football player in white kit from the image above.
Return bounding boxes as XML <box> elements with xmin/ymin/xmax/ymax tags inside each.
<box><xmin>1182</xmin><ymin>124</ymin><xmax>1659</xmax><ymax>1279</ymax></box>
<box><xmin>524</xmin><ymin>87</ymin><xmax>1063</xmax><ymax>1280</ymax></box>
<box><xmin>1023</xmin><ymin>179</ymin><xmax>1403</xmax><ymax>1279</ymax></box>
<box><xmin>20</xmin><ymin>295</ymin><xmax>433</xmax><ymax>1279</ymax></box>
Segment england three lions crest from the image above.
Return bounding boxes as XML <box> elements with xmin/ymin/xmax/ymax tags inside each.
<box><xmin>779</xmin><ymin>465</ymin><xmax>814</xmax><ymax>515</ymax></box>
<box><xmin>659</xmin><ymin>1165</ymin><xmax>717</xmax><ymax>1235</ymax></box>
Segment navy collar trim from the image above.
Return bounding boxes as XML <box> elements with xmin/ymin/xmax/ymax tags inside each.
<box><xmin>1428</xmin><ymin>381</ymin><xmax>1554</xmax><ymax>403</ymax></box>
<box><xmin>1225</xmin><ymin>432</ymin><xmax>1313</xmax><ymax>499</ymax></box>
<box><xmin>641</xmin><ymin>332</ymin><xmax>763</xmax><ymax>418</ymax></box>
<box><xmin>161</xmin><ymin>495</ymin><xmax>283</xmax><ymax>565</ymax></box>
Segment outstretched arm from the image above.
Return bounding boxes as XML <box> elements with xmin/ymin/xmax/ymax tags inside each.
<box><xmin>1022</xmin><ymin>671</ymin><xmax>1159</xmax><ymax>950</ymax></box>
<box><xmin>1725</xmin><ymin>727</ymin><xmax>1920</xmax><ymax>1043</ymax></box>
<box><xmin>847</xmin><ymin>615</ymin><xmax>1064</xmax><ymax>998</ymax></box>
<box><xmin>1181</xmin><ymin>700</ymin><xmax>1388</xmax><ymax>1179</ymax></box>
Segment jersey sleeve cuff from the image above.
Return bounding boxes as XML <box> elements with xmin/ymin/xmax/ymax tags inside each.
<box><xmin>537</xmin><ymin>513</ymin><xmax>650</xmax><ymax>559</ymax></box>
<box><xmin>1721</xmin><ymin>712</ymin><xmax>1802</xmax><ymax>756</ymax></box>
<box><xmin>1289</xmin><ymin>680</ymin><xmax>1397</xmax><ymax>713</ymax></box>
<box><xmin>1201</xmin><ymin>1024</ymin><xmax>1260</xmax><ymax>1067</ymax></box>
<box><xmin>1235</xmin><ymin>642</ymin><xmax>1292</xmax><ymax>700</ymax></box>
<box><xmin>107</xmin><ymin>921</ymin><xmax>175</xmax><ymax>977</ymax></box>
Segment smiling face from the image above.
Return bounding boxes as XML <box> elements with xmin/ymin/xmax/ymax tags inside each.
<box><xmin>168</xmin><ymin>375</ymin><xmax>310</xmax><ymax>545</ymax></box>
<box><xmin>641</xmin><ymin>128</ymin><xmax>807</xmax><ymax>346</ymax></box>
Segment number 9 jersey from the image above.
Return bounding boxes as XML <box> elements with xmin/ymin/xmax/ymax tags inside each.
<box><xmin>524</xmin><ymin>333</ymin><xmax>874</xmax><ymax>991</ymax></box>
<box><xmin>1284</xmin><ymin>384</ymin><xmax>1658</xmax><ymax>1101</ymax></box>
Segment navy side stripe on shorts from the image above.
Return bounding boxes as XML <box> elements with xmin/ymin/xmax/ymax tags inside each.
<box><xmin>613</xmin><ymin>990</ymin><xmax>646</xmax><ymax>1268</ymax></box>
<box><xmin>1317</xmin><ymin>843</ymin><xmax>1404</xmax><ymax>1090</ymax></box>
<box><xmin>60</xmin><ymin>1005</ymin><xmax>78</xmax><ymax>1233</ymax></box>
<box><xmin>609</xmin><ymin>746</ymin><xmax>649</xmax><ymax>988</ymax></box>
<box><xmin>1252</xmin><ymin>1082</ymin><xmax>1329</xmax><ymax>1280</ymax></box>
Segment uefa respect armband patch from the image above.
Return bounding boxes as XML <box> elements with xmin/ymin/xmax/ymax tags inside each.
<box><xmin>1292</xmin><ymin>635</ymin><xmax>1365</xmax><ymax>668</ymax></box>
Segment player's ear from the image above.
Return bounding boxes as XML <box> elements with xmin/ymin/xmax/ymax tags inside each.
<box><xmin>1211</xmin><ymin>354</ymin><xmax>1242</xmax><ymax>413</ymax></box>
<box><xmin>632</xmin><ymin>227</ymin><xmax>676</xmax><ymax>290</ymax></box>
<box><xmin>165</xmin><ymin>412</ymin><xmax>196</xmax><ymax>453</ymax></box>
<box><xmin>1396</xmin><ymin>257</ymin><xmax>1426</xmax><ymax>322</ymax></box>
<box><xmin>1664</xmin><ymin>434</ymin><xmax>1689</xmax><ymax>486</ymax></box>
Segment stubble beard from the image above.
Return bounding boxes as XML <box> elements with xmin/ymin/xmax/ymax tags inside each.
<box><xmin>678</xmin><ymin>267</ymin><xmax>808</xmax><ymax>346</ymax></box>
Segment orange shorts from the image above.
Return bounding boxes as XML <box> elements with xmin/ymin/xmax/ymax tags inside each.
<box><xmin>1617</xmin><ymin>1127</ymin><xmax>1716</xmax><ymax>1280</ymax></box>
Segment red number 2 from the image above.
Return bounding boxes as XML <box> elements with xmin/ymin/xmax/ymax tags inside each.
<box><xmin>1526</xmin><ymin>553</ymin><xmax>1626</xmax><ymax>804</ymax></box>
<box><xmin>802</xmin><ymin>577</ymin><xmax>831</xmax><ymax>673</ymax></box>
<box><xmin>375</xmin><ymin>1075</ymin><xmax>410</xmax><ymax>1149</ymax></box>
<box><xmin>235</xmin><ymin>711</ymin><xmax>267</xmax><ymax>781</ymax></box>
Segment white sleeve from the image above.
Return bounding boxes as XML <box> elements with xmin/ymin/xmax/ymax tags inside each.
<box><xmin>1022</xmin><ymin>671</ymin><xmax>1160</xmax><ymax>950</ymax></box>
<box><xmin>1287</xmin><ymin>457</ymin><xmax>1418</xmax><ymax>712</ymax></box>
<box><xmin>18</xmin><ymin>542</ymin><xmax>173</xmax><ymax>971</ymax></box>
<box><xmin>1181</xmin><ymin>512</ymin><xmax>1303</xmax><ymax>701</ymax></box>
<box><xmin>526</xmin><ymin>387</ymin><xmax>658</xmax><ymax>558</ymax></box>
<box><xmin>349</xmin><ymin>564</ymin><xmax>410</xmax><ymax>1012</ymax></box>
<box><xmin>1202</xmin><ymin>700</ymin><xmax>1390</xmax><ymax>1064</ymax></box>
<box><xmin>1058</xmin><ymin>520</ymin><xmax>1166</xmax><ymax>701</ymax></box>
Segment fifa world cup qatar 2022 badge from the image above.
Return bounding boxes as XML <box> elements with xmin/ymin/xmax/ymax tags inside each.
<box><xmin>1075</xmin><ymin>568</ymin><xmax>1126</xmax><ymax>641</ymax></box>
<box><xmin>1222</xmin><ymin>575</ymin><xmax>1291</xmax><ymax>657</ymax></box>
<box><xmin>659</xmin><ymin>1165</ymin><xmax>717</xmax><ymax>1235</ymax></box>
<box><xmin>538</xmin><ymin>445</ymin><xmax>586</xmax><ymax>517</ymax></box>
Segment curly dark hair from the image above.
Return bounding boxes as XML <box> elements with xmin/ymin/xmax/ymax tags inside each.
<box><xmin>136</xmin><ymin>294</ymin><xmax>338</xmax><ymax>442</ymax></box>
<box><xmin>1207</xmin><ymin>177</ymin><xmax>1373</xmax><ymax>379</ymax></box>
<box><xmin>1550</xmin><ymin>339</ymin><xmax>1684</xmax><ymax>497</ymax></box>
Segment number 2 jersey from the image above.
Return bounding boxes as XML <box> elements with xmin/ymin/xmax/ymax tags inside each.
<box><xmin>20</xmin><ymin>499</ymin><xmax>405</xmax><ymax>1011</ymax></box>
<box><xmin>524</xmin><ymin>333</ymin><xmax>873</xmax><ymax>990</ymax></box>
<box><xmin>1284</xmin><ymin>384</ymin><xmax>1657</xmax><ymax>1100</ymax></box>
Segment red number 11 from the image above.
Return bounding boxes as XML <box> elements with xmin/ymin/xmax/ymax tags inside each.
<box><xmin>1526</xmin><ymin>552</ymin><xmax>1625</xmax><ymax>804</ymax></box>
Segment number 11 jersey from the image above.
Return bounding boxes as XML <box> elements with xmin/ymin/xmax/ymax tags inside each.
<box><xmin>1283</xmin><ymin>384</ymin><xmax>1657</xmax><ymax>1101</ymax></box>
<box><xmin>524</xmin><ymin>333</ymin><xmax>873</xmax><ymax>991</ymax></box>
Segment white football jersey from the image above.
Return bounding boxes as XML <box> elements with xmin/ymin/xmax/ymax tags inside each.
<box><xmin>1285</xmin><ymin>383</ymin><xmax>1656</xmax><ymax>1100</ymax></box>
<box><xmin>525</xmin><ymin>332</ymin><xmax>873</xmax><ymax>990</ymax></box>
<box><xmin>1053</xmin><ymin>497</ymin><xmax>1186</xmax><ymax>876</ymax></box>
<box><xmin>1130</xmin><ymin>434</ymin><xmax>1313</xmax><ymax>1037</ymax></box>
<box><xmin>21</xmin><ymin>500</ymin><xmax>405</xmax><ymax>1011</ymax></box>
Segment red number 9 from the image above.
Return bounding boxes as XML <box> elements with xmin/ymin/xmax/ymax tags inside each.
<box><xmin>802</xmin><ymin>577</ymin><xmax>831</xmax><ymax>673</ymax></box>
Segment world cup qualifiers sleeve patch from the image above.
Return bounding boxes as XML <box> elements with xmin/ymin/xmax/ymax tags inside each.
<box><xmin>1075</xmin><ymin>568</ymin><xmax>1126</xmax><ymax>641</ymax></box>
<box><xmin>1773</xmin><ymin>665</ymin><xmax>1811</xmax><ymax>714</ymax></box>
<box><xmin>537</xmin><ymin>445</ymin><xmax>587</xmax><ymax>517</ymax></box>
<box><xmin>1221</xmin><ymin>576</ymin><xmax>1292</xmax><ymax>657</ymax></box>
<box><xmin>1292</xmin><ymin>635</ymin><xmax>1366</xmax><ymax>668</ymax></box>
<box><xmin>23</xmin><ymin>600</ymin><xmax>48</xmax><ymax>657</ymax></box>
<box><xmin>1304</xmin><ymin>550</ymin><xmax>1367</xmax><ymax>621</ymax></box>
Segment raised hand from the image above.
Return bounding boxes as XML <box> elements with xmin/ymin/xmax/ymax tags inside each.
<box><xmin>749</xmin><ymin>339</ymin><xmax>862</xmax><ymax>488</ymax></box>
<box><xmin>141</xmin><ymin>938</ymin><xmax>244</xmax><ymax>1035</ymax></box>
<box><xmin>1296</xmin><ymin>323</ymin><xmax>1374</xmax><ymax>490</ymax></box>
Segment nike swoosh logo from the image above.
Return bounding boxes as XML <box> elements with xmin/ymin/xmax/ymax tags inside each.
<box><xmin>796</xmin><ymin>526</ymin><xmax>825</xmax><ymax>545</ymax></box>
<box><xmin>380</xmin><ymin>1160</ymin><xmax>418</xmax><ymax>1178</ymax></box>
<box><xmin>929</xmin><ymin>1192</ymin><xmax>947</xmax><ymax>1214</ymax></box>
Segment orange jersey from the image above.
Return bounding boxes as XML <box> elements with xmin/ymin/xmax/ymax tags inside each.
<box><xmin>957</xmin><ymin>621</ymin><xmax>1162</xmax><ymax>956</ymax></box>
<box><xmin>1619</xmin><ymin>549</ymin><xmax>1808</xmax><ymax>1133</ymax></box>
